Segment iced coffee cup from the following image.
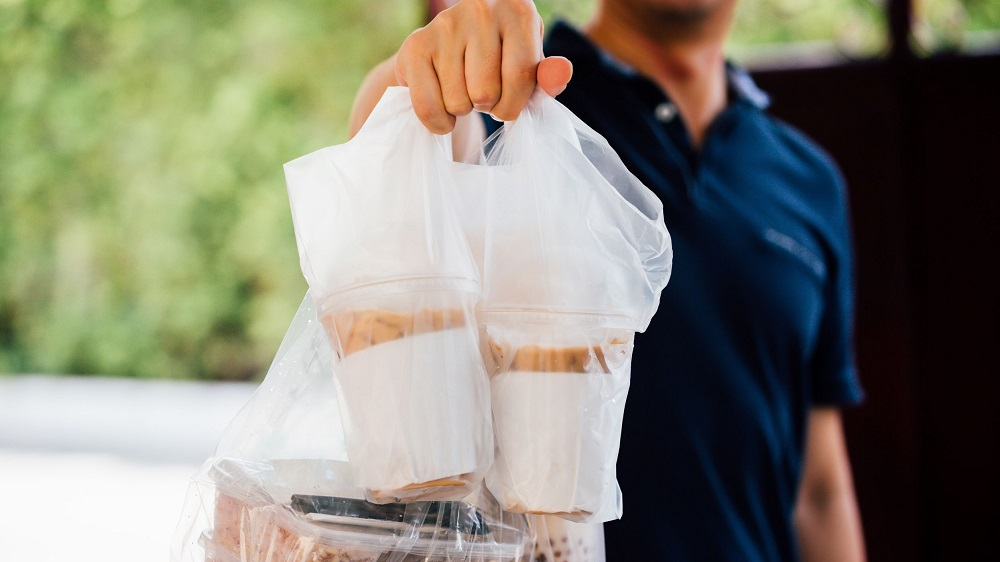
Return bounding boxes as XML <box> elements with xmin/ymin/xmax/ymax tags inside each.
<box><xmin>483</xmin><ymin>313</ymin><xmax>633</xmax><ymax>521</ymax></box>
<box><xmin>319</xmin><ymin>278</ymin><xmax>493</xmax><ymax>503</ymax></box>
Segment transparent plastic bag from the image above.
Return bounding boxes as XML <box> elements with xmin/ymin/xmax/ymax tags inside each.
<box><xmin>474</xmin><ymin>91</ymin><xmax>672</xmax><ymax>328</ymax></box>
<box><xmin>171</xmin><ymin>294</ymin><xmax>533</xmax><ymax>562</ymax></box>
<box><xmin>172</xmin><ymin>86</ymin><xmax>660</xmax><ymax>560</ymax></box>
<box><xmin>472</xmin><ymin>92</ymin><xmax>673</xmax><ymax>523</ymax></box>
<box><xmin>283</xmin><ymin>88</ymin><xmax>492</xmax><ymax>502</ymax></box>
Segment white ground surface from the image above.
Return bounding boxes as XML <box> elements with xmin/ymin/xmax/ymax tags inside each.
<box><xmin>0</xmin><ymin>375</ymin><xmax>257</xmax><ymax>562</ymax></box>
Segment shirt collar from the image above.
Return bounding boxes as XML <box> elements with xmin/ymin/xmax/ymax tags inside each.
<box><xmin>547</xmin><ymin>21</ymin><xmax>771</xmax><ymax>110</ymax></box>
<box><xmin>726</xmin><ymin>63</ymin><xmax>771</xmax><ymax>109</ymax></box>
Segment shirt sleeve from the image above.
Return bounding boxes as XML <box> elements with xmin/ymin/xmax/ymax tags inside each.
<box><xmin>810</xmin><ymin>168</ymin><xmax>865</xmax><ymax>406</ymax></box>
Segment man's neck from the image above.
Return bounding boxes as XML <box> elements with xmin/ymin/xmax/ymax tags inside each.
<box><xmin>584</xmin><ymin>1</ymin><xmax>735</xmax><ymax>148</ymax></box>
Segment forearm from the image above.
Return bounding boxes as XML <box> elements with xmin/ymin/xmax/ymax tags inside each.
<box><xmin>795</xmin><ymin>484</ymin><xmax>866</xmax><ymax>561</ymax></box>
<box><xmin>794</xmin><ymin>408</ymin><xmax>866</xmax><ymax>561</ymax></box>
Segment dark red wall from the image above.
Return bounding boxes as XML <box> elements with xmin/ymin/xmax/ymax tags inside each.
<box><xmin>754</xmin><ymin>54</ymin><xmax>1000</xmax><ymax>561</ymax></box>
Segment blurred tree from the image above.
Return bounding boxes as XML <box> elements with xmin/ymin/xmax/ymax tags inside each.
<box><xmin>533</xmin><ymin>0</ymin><xmax>888</xmax><ymax>62</ymax></box>
<box><xmin>0</xmin><ymin>0</ymin><xmax>421</xmax><ymax>380</ymax></box>
<box><xmin>534</xmin><ymin>0</ymin><xmax>996</xmax><ymax>58</ymax></box>
<box><xmin>912</xmin><ymin>0</ymin><xmax>1000</xmax><ymax>53</ymax></box>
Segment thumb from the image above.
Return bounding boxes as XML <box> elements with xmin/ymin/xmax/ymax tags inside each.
<box><xmin>537</xmin><ymin>56</ymin><xmax>573</xmax><ymax>97</ymax></box>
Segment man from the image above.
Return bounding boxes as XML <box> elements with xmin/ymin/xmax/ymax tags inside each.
<box><xmin>349</xmin><ymin>1</ymin><xmax>866</xmax><ymax>559</ymax></box>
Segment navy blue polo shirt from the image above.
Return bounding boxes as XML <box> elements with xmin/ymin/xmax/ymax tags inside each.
<box><xmin>488</xmin><ymin>23</ymin><xmax>864</xmax><ymax>560</ymax></box>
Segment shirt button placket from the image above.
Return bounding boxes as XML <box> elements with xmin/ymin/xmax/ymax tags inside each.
<box><xmin>653</xmin><ymin>101</ymin><xmax>701</xmax><ymax>200</ymax></box>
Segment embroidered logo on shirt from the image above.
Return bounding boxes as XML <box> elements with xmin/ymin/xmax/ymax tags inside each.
<box><xmin>764</xmin><ymin>228</ymin><xmax>826</xmax><ymax>279</ymax></box>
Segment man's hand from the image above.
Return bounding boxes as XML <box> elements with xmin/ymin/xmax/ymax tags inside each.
<box><xmin>394</xmin><ymin>0</ymin><xmax>573</xmax><ymax>134</ymax></box>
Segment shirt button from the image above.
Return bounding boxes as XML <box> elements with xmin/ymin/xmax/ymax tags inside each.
<box><xmin>654</xmin><ymin>102</ymin><xmax>677</xmax><ymax>122</ymax></box>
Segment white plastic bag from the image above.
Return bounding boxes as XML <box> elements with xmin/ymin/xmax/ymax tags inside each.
<box><xmin>172</xmin><ymin>86</ymin><xmax>665</xmax><ymax>562</ymax></box>
<box><xmin>283</xmin><ymin>89</ymin><xmax>493</xmax><ymax>503</ymax></box>
<box><xmin>171</xmin><ymin>294</ymin><xmax>533</xmax><ymax>562</ymax></box>
<box><xmin>472</xmin><ymin>91</ymin><xmax>673</xmax><ymax>523</ymax></box>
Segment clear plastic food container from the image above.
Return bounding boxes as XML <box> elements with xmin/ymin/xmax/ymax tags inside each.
<box><xmin>195</xmin><ymin>459</ymin><xmax>530</xmax><ymax>562</ymax></box>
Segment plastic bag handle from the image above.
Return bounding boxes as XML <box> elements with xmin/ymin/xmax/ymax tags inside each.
<box><xmin>351</xmin><ymin>86</ymin><xmax>454</xmax><ymax>162</ymax></box>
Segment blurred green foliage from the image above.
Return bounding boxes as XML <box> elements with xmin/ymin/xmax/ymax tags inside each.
<box><xmin>535</xmin><ymin>0</ymin><xmax>888</xmax><ymax>61</ymax></box>
<box><xmin>728</xmin><ymin>0</ymin><xmax>887</xmax><ymax>61</ymax></box>
<box><xmin>1</xmin><ymin>0</ymin><xmax>995</xmax><ymax>380</ymax></box>
<box><xmin>1</xmin><ymin>0</ymin><xmax>421</xmax><ymax>380</ymax></box>
<box><xmin>913</xmin><ymin>0</ymin><xmax>1000</xmax><ymax>52</ymax></box>
<box><xmin>537</xmin><ymin>0</ymin><xmax>998</xmax><ymax>59</ymax></box>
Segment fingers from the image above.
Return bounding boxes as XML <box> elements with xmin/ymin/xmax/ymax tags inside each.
<box><xmin>395</xmin><ymin>0</ymin><xmax>556</xmax><ymax>133</ymax></box>
<box><xmin>397</xmin><ymin>29</ymin><xmax>456</xmax><ymax>134</ymax></box>
<box><xmin>490</xmin><ymin>4</ymin><xmax>543</xmax><ymax>120</ymax></box>
<box><xmin>437</xmin><ymin>46</ymin><xmax>473</xmax><ymax>118</ymax></box>
<box><xmin>465</xmin><ymin>31</ymin><xmax>502</xmax><ymax>114</ymax></box>
<box><xmin>537</xmin><ymin>56</ymin><xmax>573</xmax><ymax>98</ymax></box>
